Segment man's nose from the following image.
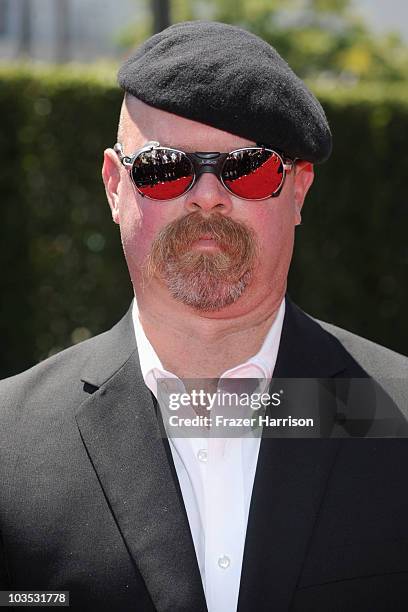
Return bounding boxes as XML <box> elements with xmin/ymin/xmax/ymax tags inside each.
<box><xmin>184</xmin><ymin>172</ymin><xmax>233</xmax><ymax>215</ymax></box>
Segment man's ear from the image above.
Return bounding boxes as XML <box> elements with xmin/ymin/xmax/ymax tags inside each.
<box><xmin>293</xmin><ymin>161</ymin><xmax>314</xmax><ymax>225</ymax></box>
<box><xmin>102</xmin><ymin>149</ymin><xmax>122</xmax><ymax>224</ymax></box>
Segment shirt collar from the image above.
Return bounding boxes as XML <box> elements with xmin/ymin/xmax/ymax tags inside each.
<box><xmin>132</xmin><ymin>297</ymin><xmax>285</xmax><ymax>397</ymax></box>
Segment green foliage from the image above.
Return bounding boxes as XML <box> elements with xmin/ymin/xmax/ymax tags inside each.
<box><xmin>203</xmin><ymin>0</ymin><xmax>408</xmax><ymax>82</ymax></box>
<box><xmin>119</xmin><ymin>0</ymin><xmax>408</xmax><ymax>83</ymax></box>
<box><xmin>289</xmin><ymin>81</ymin><xmax>408</xmax><ymax>351</ymax></box>
<box><xmin>0</xmin><ymin>65</ymin><xmax>132</xmax><ymax>377</ymax></box>
<box><xmin>1</xmin><ymin>66</ymin><xmax>407</xmax><ymax>377</ymax></box>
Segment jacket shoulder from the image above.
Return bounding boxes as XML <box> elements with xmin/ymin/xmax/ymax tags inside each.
<box><xmin>0</xmin><ymin>305</ymin><xmax>135</xmax><ymax>412</ymax></box>
<box><xmin>0</xmin><ymin>331</ymin><xmax>103</xmax><ymax>424</ymax></box>
<box><xmin>315</xmin><ymin>319</ymin><xmax>408</xmax><ymax>379</ymax></box>
<box><xmin>1</xmin><ymin>328</ymin><xmax>105</xmax><ymax>393</ymax></box>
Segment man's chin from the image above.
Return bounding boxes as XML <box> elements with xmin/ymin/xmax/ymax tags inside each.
<box><xmin>162</xmin><ymin>268</ymin><xmax>253</xmax><ymax>312</ymax></box>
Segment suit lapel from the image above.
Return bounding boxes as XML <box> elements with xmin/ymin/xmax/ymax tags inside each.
<box><xmin>237</xmin><ymin>297</ymin><xmax>352</xmax><ymax>612</ymax></box>
<box><xmin>75</xmin><ymin>306</ymin><xmax>207</xmax><ymax>612</ymax></box>
<box><xmin>237</xmin><ymin>437</ymin><xmax>341</xmax><ymax>612</ymax></box>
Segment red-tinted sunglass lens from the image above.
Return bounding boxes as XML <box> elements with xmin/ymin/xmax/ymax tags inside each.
<box><xmin>132</xmin><ymin>149</ymin><xmax>194</xmax><ymax>200</ymax></box>
<box><xmin>222</xmin><ymin>149</ymin><xmax>284</xmax><ymax>199</ymax></box>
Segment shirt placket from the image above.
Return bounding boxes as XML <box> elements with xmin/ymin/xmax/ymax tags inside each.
<box><xmin>204</xmin><ymin>434</ymin><xmax>245</xmax><ymax>612</ymax></box>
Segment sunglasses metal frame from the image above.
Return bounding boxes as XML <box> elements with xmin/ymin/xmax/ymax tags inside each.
<box><xmin>113</xmin><ymin>141</ymin><xmax>295</xmax><ymax>201</ymax></box>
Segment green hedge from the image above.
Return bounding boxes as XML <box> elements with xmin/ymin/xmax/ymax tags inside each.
<box><xmin>1</xmin><ymin>66</ymin><xmax>407</xmax><ymax>378</ymax></box>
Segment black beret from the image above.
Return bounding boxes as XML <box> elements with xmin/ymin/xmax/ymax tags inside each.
<box><xmin>118</xmin><ymin>21</ymin><xmax>332</xmax><ymax>163</ymax></box>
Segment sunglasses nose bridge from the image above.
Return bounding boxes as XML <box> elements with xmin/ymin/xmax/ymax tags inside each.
<box><xmin>183</xmin><ymin>153</ymin><xmax>234</xmax><ymax>212</ymax></box>
<box><xmin>189</xmin><ymin>152</ymin><xmax>226</xmax><ymax>182</ymax></box>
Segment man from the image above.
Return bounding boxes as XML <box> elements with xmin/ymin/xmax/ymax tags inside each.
<box><xmin>1</xmin><ymin>20</ymin><xmax>408</xmax><ymax>612</ymax></box>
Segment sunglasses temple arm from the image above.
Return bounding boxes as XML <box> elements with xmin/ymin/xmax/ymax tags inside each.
<box><xmin>113</xmin><ymin>143</ymin><xmax>134</xmax><ymax>167</ymax></box>
<box><xmin>283</xmin><ymin>160</ymin><xmax>295</xmax><ymax>173</ymax></box>
<box><xmin>114</xmin><ymin>141</ymin><xmax>162</xmax><ymax>168</ymax></box>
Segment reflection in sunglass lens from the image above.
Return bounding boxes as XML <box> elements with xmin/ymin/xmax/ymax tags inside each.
<box><xmin>222</xmin><ymin>149</ymin><xmax>284</xmax><ymax>199</ymax></box>
<box><xmin>132</xmin><ymin>148</ymin><xmax>194</xmax><ymax>200</ymax></box>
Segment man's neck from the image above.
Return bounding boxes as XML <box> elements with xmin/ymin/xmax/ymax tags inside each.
<box><xmin>135</xmin><ymin>285</ymin><xmax>285</xmax><ymax>379</ymax></box>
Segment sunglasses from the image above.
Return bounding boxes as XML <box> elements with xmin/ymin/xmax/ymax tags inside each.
<box><xmin>114</xmin><ymin>141</ymin><xmax>295</xmax><ymax>201</ymax></box>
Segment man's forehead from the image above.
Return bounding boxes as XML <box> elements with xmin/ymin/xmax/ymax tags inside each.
<box><xmin>120</xmin><ymin>96</ymin><xmax>257</xmax><ymax>151</ymax></box>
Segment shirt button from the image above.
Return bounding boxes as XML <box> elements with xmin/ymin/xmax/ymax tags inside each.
<box><xmin>218</xmin><ymin>555</ymin><xmax>231</xmax><ymax>569</ymax></box>
<box><xmin>197</xmin><ymin>448</ymin><xmax>208</xmax><ymax>463</ymax></box>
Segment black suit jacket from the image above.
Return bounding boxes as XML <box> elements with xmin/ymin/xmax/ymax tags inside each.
<box><xmin>1</xmin><ymin>297</ymin><xmax>408</xmax><ymax>611</ymax></box>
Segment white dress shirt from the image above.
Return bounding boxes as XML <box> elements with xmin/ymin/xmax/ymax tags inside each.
<box><xmin>132</xmin><ymin>298</ymin><xmax>285</xmax><ymax>612</ymax></box>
